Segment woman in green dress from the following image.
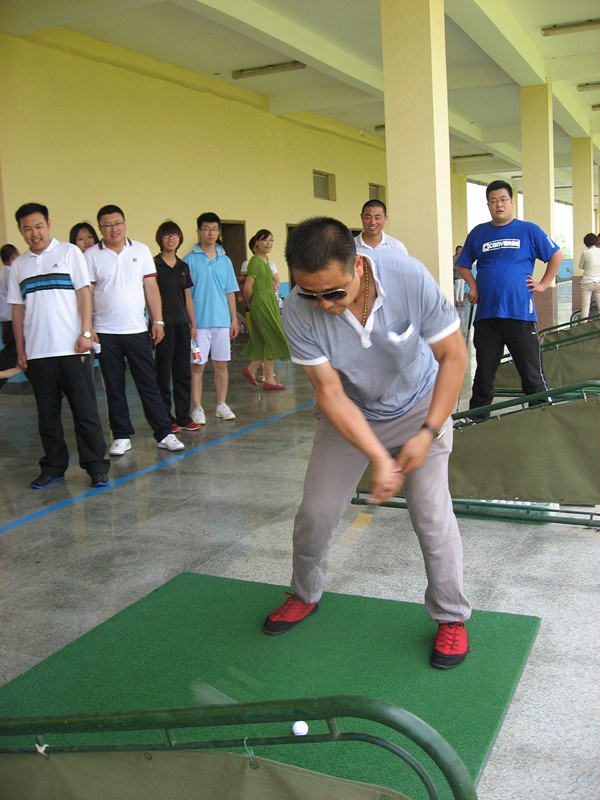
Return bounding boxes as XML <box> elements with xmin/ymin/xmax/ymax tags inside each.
<box><xmin>241</xmin><ymin>230</ymin><xmax>290</xmax><ymax>390</ymax></box>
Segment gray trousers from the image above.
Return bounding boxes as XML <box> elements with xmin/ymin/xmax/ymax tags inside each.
<box><xmin>291</xmin><ymin>392</ymin><xmax>471</xmax><ymax>623</ymax></box>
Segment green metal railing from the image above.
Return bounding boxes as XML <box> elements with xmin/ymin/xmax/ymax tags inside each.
<box><xmin>452</xmin><ymin>381</ymin><xmax>600</xmax><ymax>421</ymax></box>
<box><xmin>538</xmin><ymin>312</ymin><xmax>600</xmax><ymax>339</ymax></box>
<box><xmin>353</xmin><ymin>495</ymin><xmax>600</xmax><ymax>527</ymax></box>
<box><xmin>0</xmin><ymin>694</ymin><xmax>477</xmax><ymax>800</ymax></box>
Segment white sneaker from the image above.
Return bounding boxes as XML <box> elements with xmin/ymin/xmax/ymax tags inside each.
<box><xmin>157</xmin><ymin>433</ymin><xmax>185</xmax><ymax>451</ymax></box>
<box><xmin>215</xmin><ymin>402</ymin><xmax>236</xmax><ymax>420</ymax></box>
<box><xmin>191</xmin><ymin>406</ymin><xmax>206</xmax><ymax>425</ymax></box>
<box><xmin>109</xmin><ymin>438</ymin><xmax>132</xmax><ymax>456</ymax></box>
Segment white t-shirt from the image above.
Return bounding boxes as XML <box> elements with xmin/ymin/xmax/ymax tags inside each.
<box><xmin>578</xmin><ymin>247</ymin><xmax>600</xmax><ymax>283</ymax></box>
<box><xmin>86</xmin><ymin>239</ymin><xmax>156</xmax><ymax>333</ymax></box>
<box><xmin>354</xmin><ymin>231</ymin><xmax>408</xmax><ymax>257</ymax></box>
<box><xmin>7</xmin><ymin>238</ymin><xmax>90</xmax><ymax>359</ymax></box>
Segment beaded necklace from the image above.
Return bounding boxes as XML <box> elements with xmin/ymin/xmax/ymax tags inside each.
<box><xmin>361</xmin><ymin>264</ymin><xmax>369</xmax><ymax>326</ymax></box>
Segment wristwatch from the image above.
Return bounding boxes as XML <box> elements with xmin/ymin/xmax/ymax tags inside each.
<box><xmin>420</xmin><ymin>422</ymin><xmax>446</xmax><ymax>443</ymax></box>
<box><xmin>80</xmin><ymin>331</ymin><xmax>92</xmax><ymax>339</ymax></box>
<box><xmin>153</xmin><ymin>320</ymin><xmax>165</xmax><ymax>326</ymax></box>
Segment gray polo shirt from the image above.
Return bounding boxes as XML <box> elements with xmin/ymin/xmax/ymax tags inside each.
<box><xmin>282</xmin><ymin>252</ymin><xmax>459</xmax><ymax>421</ymax></box>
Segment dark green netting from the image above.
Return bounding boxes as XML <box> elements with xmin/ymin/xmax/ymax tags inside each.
<box><xmin>495</xmin><ymin>324</ymin><xmax>600</xmax><ymax>390</ymax></box>
<box><xmin>0</xmin><ymin>751</ymin><xmax>412</xmax><ymax>800</ymax></box>
<box><xmin>539</xmin><ymin>314</ymin><xmax>600</xmax><ymax>345</ymax></box>
<box><xmin>356</xmin><ymin>386</ymin><xmax>600</xmax><ymax>507</ymax></box>
<box><xmin>449</xmin><ymin>398</ymin><xmax>599</xmax><ymax>503</ymax></box>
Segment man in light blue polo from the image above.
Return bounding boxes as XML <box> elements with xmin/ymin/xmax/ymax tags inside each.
<box><xmin>184</xmin><ymin>212</ymin><xmax>239</xmax><ymax>424</ymax></box>
<box><xmin>263</xmin><ymin>217</ymin><xmax>471</xmax><ymax>670</ymax></box>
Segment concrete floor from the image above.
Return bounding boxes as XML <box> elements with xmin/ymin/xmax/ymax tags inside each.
<box><xmin>0</xmin><ymin>311</ymin><xmax>598</xmax><ymax>799</ymax></box>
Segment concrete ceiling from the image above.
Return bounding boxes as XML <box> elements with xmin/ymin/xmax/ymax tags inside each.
<box><xmin>2</xmin><ymin>0</ymin><xmax>599</xmax><ymax>205</ymax></box>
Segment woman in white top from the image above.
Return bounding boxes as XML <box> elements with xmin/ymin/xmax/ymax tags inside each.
<box><xmin>578</xmin><ymin>233</ymin><xmax>600</xmax><ymax>319</ymax></box>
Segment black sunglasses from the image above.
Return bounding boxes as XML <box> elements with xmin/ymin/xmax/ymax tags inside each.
<box><xmin>296</xmin><ymin>277</ymin><xmax>352</xmax><ymax>303</ymax></box>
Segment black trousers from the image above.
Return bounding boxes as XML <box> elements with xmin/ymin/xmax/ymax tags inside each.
<box><xmin>26</xmin><ymin>355</ymin><xmax>109</xmax><ymax>476</ymax></box>
<box><xmin>470</xmin><ymin>318</ymin><xmax>549</xmax><ymax>412</ymax></box>
<box><xmin>0</xmin><ymin>321</ymin><xmax>17</xmax><ymax>391</ymax></box>
<box><xmin>154</xmin><ymin>322</ymin><xmax>192</xmax><ymax>426</ymax></box>
<box><xmin>97</xmin><ymin>332</ymin><xmax>171</xmax><ymax>442</ymax></box>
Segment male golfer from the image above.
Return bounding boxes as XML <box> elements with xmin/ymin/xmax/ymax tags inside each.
<box><xmin>263</xmin><ymin>217</ymin><xmax>471</xmax><ymax>670</ymax></box>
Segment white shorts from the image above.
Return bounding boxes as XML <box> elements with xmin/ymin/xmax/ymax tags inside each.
<box><xmin>193</xmin><ymin>327</ymin><xmax>231</xmax><ymax>365</ymax></box>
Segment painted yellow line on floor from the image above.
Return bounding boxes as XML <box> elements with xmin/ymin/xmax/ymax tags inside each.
<box><xmin>352</xmin><ymin>512</ymin><xmax>374</xmax><ymax>529</ymax></box>
<box><xmin>339</xmin><ymin>511</ymin><xmax>373</xmax><ymax>544</ymax></box>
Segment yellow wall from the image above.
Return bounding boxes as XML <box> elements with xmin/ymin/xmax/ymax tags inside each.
<box><xmin>0</xmin><ymin>30</ymin><xmax>387</xmax><ymax>281</ymax></box>
<box><xmin>450</xmin><ymin>169</ymin><xmax>468</xmax><ymax>250</ymax></box>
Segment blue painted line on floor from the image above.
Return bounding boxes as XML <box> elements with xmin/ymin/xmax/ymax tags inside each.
<box><xmin>0</xmin><ymin>400</ymin><xmax>315</xmax><ymax>537</ymax></box>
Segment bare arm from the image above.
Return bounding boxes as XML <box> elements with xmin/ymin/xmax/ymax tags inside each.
<box><xmin>75</xmin><ymin>286</ymin><xmax>94</xmax><ymax>353</ymax></box>
<box><xmin>143</xmin><ymin>275</ymin><xmax>165</xmax><ymax>344</ymax></box>
<box><xmin>185</xmin><ymin>287</ymin><xmax>196</xmax><ymax>340</ymax></box>
<box><xmin>395</xmin><ymin>329</ymin><xmax>467</xmax><ymax>475</ymax></box>
<box><xmin>304</xmin><ymin>361</ymin><xmax>402</xmax><ymax>504</ymax></box>
<box><xmin>227</xmin><ymin>292</ymin><xmax>239</xmax><ymax>339</ymax></box>
<box><xmin>12</xmin><ymin>304</ymin><xmax>27</xmax><ymax>370</ymax></box>
<box><xmin>527</xmin><ymin>249</ymin><xmax>563</xmax><ymax>293</ymax></box>
<box><xmin>458</xmin><ymin>266</ymin><xmax>478</xmax><ymax>304</ymax></box>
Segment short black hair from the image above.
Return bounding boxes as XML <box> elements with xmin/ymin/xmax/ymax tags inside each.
<box><xmin>583</xmin><ymin>232</ymin><xmax>598</xmax><ymax>248</ymax></box>
<box><xmin>15</xmin><ymin>203</ymin><xmax>49</xmax><ymax>225</ymax></box>
<box><xmin>197</xmin><ymin>212</ymin><xmax>221</xmax><ymax>229</ymax></box>
<box><xmin>69</xmin><ymin>222</ymin><xmax>99</xmax><ymax>246</ymax></box>
<box><xmin>361</xmin><ymin>199</ymin><xmax>387</xmax><ymax>215</ymax></box>
<box><xmin>1</xmin><ymin>244</ymin><xmax>18</xmax><ymax>264</ymax></box>
<box><xmin>97</xmin><ymin>204</ymin><xmax>125</xmax><ymax>223</ymax></box>
<box><xmin>156</xmin><ymin>220</ymin><xmax>184</xmax><ymax>249</ymax></box>
<box><xmin>249</xmin><ymin>229</ymin><xmax>273</xmax><ymax>252</ymax></box>
<box><xmin>486</xmin><ymin>180</ymin><xmax>513</xmax><ymax>200</ymax></box>
<box><xmin>285</xmin><ymin>217</ymin><xmax>356</xmax><ymax>275</ymax></box>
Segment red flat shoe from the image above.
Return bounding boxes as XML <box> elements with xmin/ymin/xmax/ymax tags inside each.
<box><xmin>263</xmin><ymin>382</ymin><xmax>287</xmax><ymax>391</ymax></box>
<box><xmin>242</xmin><ymin>367</ymin><xmax>259</xmax><ymax>388</ymax></box>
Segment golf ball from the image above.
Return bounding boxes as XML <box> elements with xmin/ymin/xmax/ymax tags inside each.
<box><xmin>292</xmin><ymin>720</ymin><xmax>309</xmax><ymax>736</ymax></box>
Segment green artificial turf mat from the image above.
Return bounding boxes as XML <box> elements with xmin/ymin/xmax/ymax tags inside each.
<box><xmin>0</xmin><ymin>573</ymin><xmax>540</xmax><ymax>798</ymax></box>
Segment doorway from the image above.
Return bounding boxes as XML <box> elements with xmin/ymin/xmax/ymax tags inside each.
<box><xmin>220</xmin><ymin>221</ymin><xmax>247</xmax><ymax>278</ymax></box>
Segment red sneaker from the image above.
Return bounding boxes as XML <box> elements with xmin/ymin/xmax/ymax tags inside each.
<box><xmin>182</xmin><ymin>422</ymin><xmax>202</xmax><ymax>431</ymax></box>
<box><xmin>430</xmin><ymin>622</ymin><xmax>470</xmax><ymax>669</ymax></box>
<box><xmin>263</xmin><ymin>593</ymin><xmax>319</xmax><ymax>635</ymax></box>
<box><xmin>171</xmin><ymin>423</ymin><xmax>181</xmax><ymax>433</ymax></box>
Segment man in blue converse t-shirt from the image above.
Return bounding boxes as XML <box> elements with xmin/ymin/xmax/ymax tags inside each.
<box><xmin>457</xmin><ymin>180</ymin><xmax>562</xmax><ymax>415</ymax></box>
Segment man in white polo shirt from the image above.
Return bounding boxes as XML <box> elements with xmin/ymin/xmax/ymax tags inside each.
<box><xmin>354</xmin><ymin>200</ymin><xmax>408</xmax><ymax>256</ymax></box>
<box><xmin>8</xmin><ymin>202</ymin><xmax>109</xmax><ymax>489</ymax></box>
<box><xmin>85</xmin><ymin>204</ymin><xmax>184</xmax><ymax>455</ymax></box>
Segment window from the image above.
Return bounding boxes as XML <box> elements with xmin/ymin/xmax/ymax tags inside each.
<box><xmin>313</xmin><ymin>170</ymin><xmax>336</xmax><ymax>201</ymax></box>
<box><xmin>369</xmin><ymin>183</ymin><xmax>386</xmax><ymax>202</ymax></box>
